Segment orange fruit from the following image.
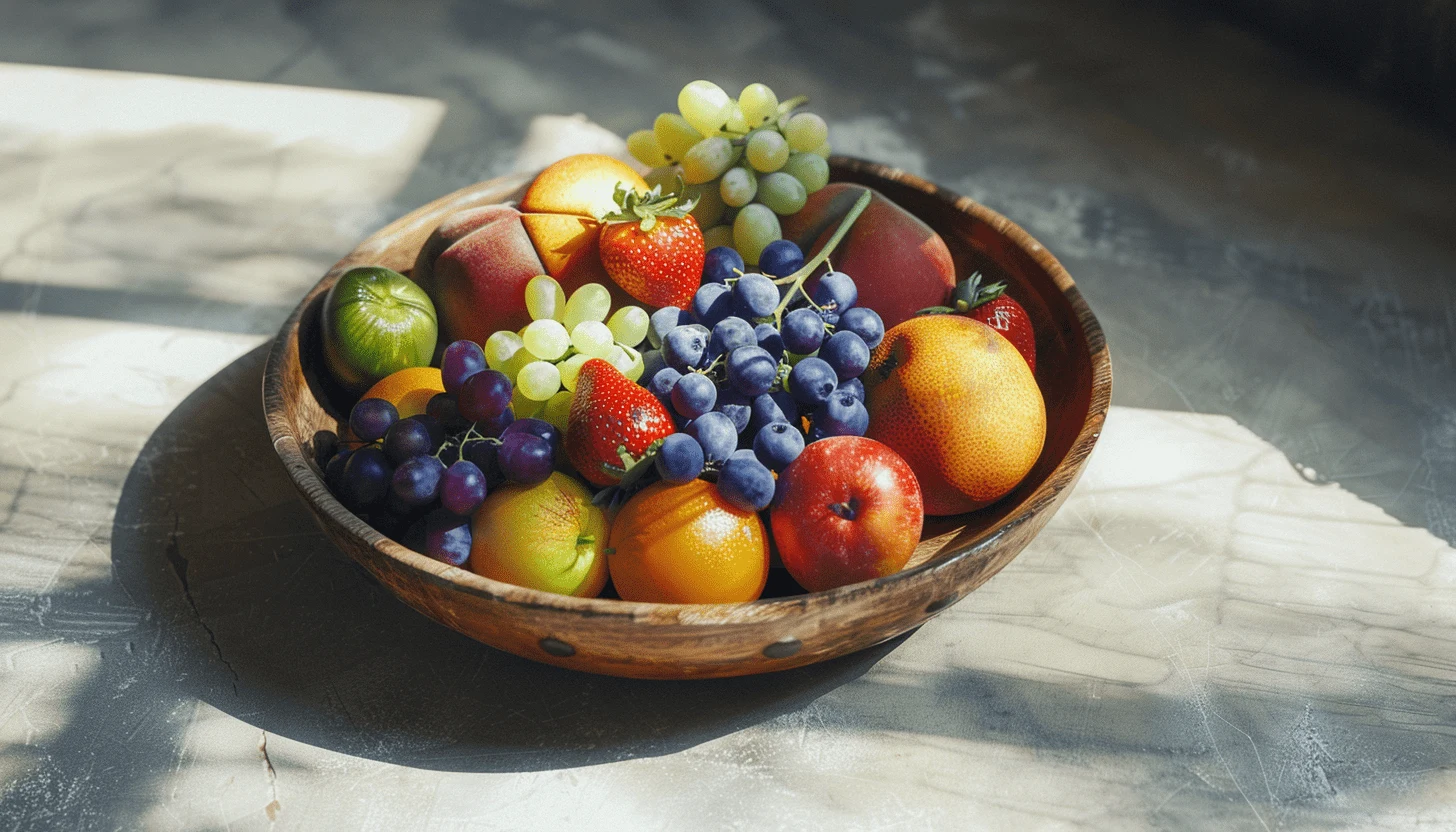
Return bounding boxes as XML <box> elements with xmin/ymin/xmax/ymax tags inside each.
<box><xmin>864</xmin><ymin>314</ymin><xmax>1045</xmax><ymax>515</ymax></box>
<box><xmin>360</xmin><ymin>366</ymin><xmax>445</xmax><ymax>418</ymax></box>
<box><xmin>607</xmin><ymin>479</ymin><xmax>769</xmax><ymax>603</ymax></box>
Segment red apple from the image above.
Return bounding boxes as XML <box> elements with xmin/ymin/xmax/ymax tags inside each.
<box><xmin>770</xmin><ymin>436</ymin><xmax>924</xmax><ymax>592</ymax></box>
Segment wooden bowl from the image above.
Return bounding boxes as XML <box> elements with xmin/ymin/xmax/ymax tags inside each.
<box><xmin>262</xmin><ymin>158</ymin><xmax>1111</xmax><ymax>680</ymax></box>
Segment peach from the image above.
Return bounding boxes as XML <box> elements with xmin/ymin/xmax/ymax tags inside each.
<box><xmin>415</xmin><ymin>205</ymin><xmax>545</xmax><ymax>344</ymax></box>
<box><xmin>520</xmin><ymin>153</ymin><xmax>647</xmax><ymax>218</ymax></box>
<box><xmin>781</xmin><ymin>184</ymin><xmax>956</xmax><ymax>330</ymax></box>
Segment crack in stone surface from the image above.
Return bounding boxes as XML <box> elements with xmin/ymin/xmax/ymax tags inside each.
<box><xmin>164</xmin><ymin>512</ymin><xmax>239</xmax><ymax>694</ymax></box>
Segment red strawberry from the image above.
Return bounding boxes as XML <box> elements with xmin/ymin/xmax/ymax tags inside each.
<box><xmin>919</xmin><ymin>273</ymin><xmax>1036</xmax><ymax>373</ymax></box>
<box><xmin>598</xmin><ymin>184</ymin><xmax>705</xmax><ymax>309</ymax></box>
<box><xmin>566</xmin><ymin>358</ymin><xmax>676</xmax><ymax>487</ymax></box>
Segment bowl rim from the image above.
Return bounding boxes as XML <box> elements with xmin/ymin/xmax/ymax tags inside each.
<box><xmin>262</xmin><ymin>156</ymin><xmax>1112</xmax><ymax>624</ymax></box>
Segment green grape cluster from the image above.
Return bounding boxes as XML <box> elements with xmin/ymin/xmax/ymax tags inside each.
<box><xmin>483</xmin><ymin>275</ymin><xmax>649</xmax><ymax>433</ymax></box>
<box><xmin>627</xmin><ymin>81</ymin><xmax>832</xmax><ymax>266</ymax></box>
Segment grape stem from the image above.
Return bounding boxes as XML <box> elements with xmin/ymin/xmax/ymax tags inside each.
<box><xmin>770</xmin><ymin>190</ymin><xmax>872</xmax><ymax>328</ymax></box>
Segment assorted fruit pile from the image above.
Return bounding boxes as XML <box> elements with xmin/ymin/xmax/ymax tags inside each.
<box><xmin>312</xmin><ymin>80</ymin><xmax>1047</xmax><ymax>604</ymax></box>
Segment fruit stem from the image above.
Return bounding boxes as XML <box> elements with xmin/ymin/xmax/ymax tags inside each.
<box><xmin>771</xmin><ymin>190</ymin><xmax>873</xmax><ymax>327</ymax></box>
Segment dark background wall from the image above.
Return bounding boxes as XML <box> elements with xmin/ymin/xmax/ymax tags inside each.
<box><xmin>1210</xmin><ymin>0</ymin><xmax>1456</xmax><ymax>133</ymax></box>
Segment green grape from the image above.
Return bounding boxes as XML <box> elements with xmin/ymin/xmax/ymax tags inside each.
<box><xmin>722</xmin><ymin>102</ymin><xmax>748</xmax><ymax>135</ymax></box>
<box><xmin>783</xmin><ymin>113</ymin><xmax>828</xmax><ymax>152</ymax></box>
<box><xmin>627</xmin><ymin>129</ymin><xmax>668</xmax><ymax>167</ymax></box>
<box><xmin>605</xmin><ymin>345</ymin><xmax>637</xmax><ymax>378</ymax></box>
<box><xmin>810</xmin><ymin>141</ymin><xmax>831</xmax><ymax>159</ymax></box>
<box><xmin>702</xmin><ymin>224</ymin><xmax>735</xmax><ymax>251</ymax></box>
<box><xmin>524</xmin><ymin>274</ymin><xmax>566</xmax><ymax>322</ymax></box>
<box><xmin>746</xmin><ymin>130</ymin><xmax>789</xmax><ymax>172</ymax></box>
<box><xmin>484</xmin><ymin>330</ymin><xmax>524</xmax><ymax>372</ymax></box>
<box><xmin>733</xmin><ymin>204</ymin><xmax>781</xmax><ymax>265</ymax></box>
<box><xmin>720</xmin><ymin>166</ymin><xmax>758</xmax><ymax>207</ymax></box>
<box><xmin>620</xmin><ymin>344</ymin><xmax>645</xmax><ymax>381</ymax></box>
<box><xmin>570</xmin><ymin>320</ymin><xmax>615</xmax><ymax>359</ymax></box>
<box><xmin>757</xmin><ymin>172</ymin><xmax>808</xmax><ymax>215</ymax></box>
<box><xmin>739</xmin><ymin>84</ymin><xmax>779</xmax><ymax>128</ymax></box>
<box><xmin>686</xmin><ymin>182</ymin><xmax>726</xmax><ymax>227</ymax></box>
<box><xmin>563</xmin><ymin>283</ymin><xmax>611</xmax><ymax>329</ymax></box>
<box><xmin>512</xmin><ymin>385</ymin><xmax>544</xmax><ymax>418</ymax></box>
<box><xmin>607</xmin><ymin>306</ymin><xmax>649</xmax><ymax>347</ymax></box>
<box><xmin>518</xmin><ymin>360</ymin><xmax>562</xmax><ymax>401</ymax></box>
<box><xmin>557</xmin><ymin>352</ymin><xmax>591</xmax><ymax>391</ymax></box>
<box><xmin>654</xmin><ymin>113</ymin><xmax>703</xmax><ymax>163</ymax></box>
<box><xmin>677</xmin><ymin>80</ymin><xmax>734</xmax><ymax>136</ymax></box>
<box><xmin>543</xmin><ymin>390</ymin><xmax>573</xmax><ymax>434</ymax></box>
<box><xmin>781</xmin><ymin>152</ymin><xmax>830</xmax><ymax>193</ymax></box>
<box><xmin>522</xmin><ymin>319</ymin><xmax>570</xmax><ymax>361</ymax></box>
<box><xmin>644</xmin><ymin>165</ymin><xmax>683</xmax><ymax>195</ymax></box>
<box><xmin>681</xmin><ymin>136</ymin><xmax>736</xmax><ymax>185</ymax></box>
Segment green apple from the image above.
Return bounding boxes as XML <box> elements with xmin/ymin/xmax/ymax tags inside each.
<box><xmin>322</xmin><ymin>266</ymin><xmax>438</xmax><ymax>391</ymax></box>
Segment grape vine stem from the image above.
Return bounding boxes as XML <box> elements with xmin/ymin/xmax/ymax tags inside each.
<box><xmin>771</xmin><ymin>190</ymin><xmax>872</xmax><ymax>329</ymax></box>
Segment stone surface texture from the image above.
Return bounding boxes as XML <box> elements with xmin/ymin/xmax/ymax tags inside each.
<box><xmin>0</xmin><ymin>2</ymin><xmax>1454</xmax><ymax>829</ymax></box>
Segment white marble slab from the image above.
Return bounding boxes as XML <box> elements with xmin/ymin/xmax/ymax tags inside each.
<box><xmin>1</xmin><ymin>64</ymin><xmax>1453</xmax><ymax>831</ymax></box>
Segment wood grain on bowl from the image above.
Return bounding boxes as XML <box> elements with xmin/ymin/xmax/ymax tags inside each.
<box><xmin>262</xmin><ymin>159</ymin><xmax>1112</xmax><ymax>680</ymax></box>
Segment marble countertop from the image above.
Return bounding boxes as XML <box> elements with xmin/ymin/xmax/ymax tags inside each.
<box><xmin>1</xmin><ymin>3</ymin><xmax>1454</xmax><ymax>829</ymax></box>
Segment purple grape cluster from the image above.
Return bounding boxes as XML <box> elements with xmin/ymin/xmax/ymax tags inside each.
<box><xmin>636</xmin><ymin>242</ymin><xmax>886</xmax><ymax>512</ymax></box>
<box><xmin>318</xmin><ymin>339</ymin><xmax>562</xmax><ymax>566</ymax></box>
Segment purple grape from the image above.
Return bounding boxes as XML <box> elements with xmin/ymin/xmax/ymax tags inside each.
<box><xmin>648</xmin><ymin>366</ymin><xmax>683</xmax><ymax>404</ymax></box>
<box><xmin>501</xmin><ymin>417</ymin><xmax>559</xmax><ymax>450</ymax></box>
<box><xmin>820</xmin><ymin>311</ymin><xmax>840</xmax><ymax>327</ymax></box>
<box><xmin>782</xmin><ymin>307</ymin><xmax>825</xmax><ymax>355</ymax></box>
<box><xmin>812</xmin><ymin>271</ymin><xmax>858</xmax><ymax>312</ymax></box>
<box><xmin>441</xmin><ymin>340</ymin><xmax>487</xmax><ymax>394</ymax></box>
<box><xmin>640</xmin><ymin>349</ymin><xmax>667</xmax><ymax>382</ymax></box>
<box><xmin>663</xmin><ymin>324</ymin><xmax>711</xmax><ymax>372</ymax></box>
<box><xmin>655</xmin><ymin>433</ymin><xmax>705</xmax><ymax>483</ymax></box>
<box><xmin>427</xmin><ymin>392</ymin><xmax>469</xmax><ymax>433</ymax></box>
<box><xmin>755</xmin><ymin>323</ymin><xmax>784</xmax><ymax>361</ymax></box>
<box><xmin>383</xmin><ymin>418</ymin><xmax>436</xmax><ymax>465</ymax></box>
<box><xmin>753</xmin><ymin>421</ymin><xmax>805</xmax><ymax>472</ymax></box>
<box><xmin>750</xmin><ymin>391</ymin><xmax>798</xmax><ymax>434</ymax></box>
<box><xmin>479</xmin><ymin>406</ymin><xmax>515</xmax><ymax>438</ymax></box>
<box><xmin>757</xmin><ymin>239</ymin><xmax>804</xmax><ymax>279</ymax></box>
<box><xmin>670</xmin><ymin>372</ymin><xmax>717</xmax><ymax>419</ymax></box>
<box><xmin>837</xmin><ymin>377</ymin><xmax>865</xmax><ymax>402</ymax></box>
<box><xmin>710</xmin><ymin>316</ymin><xmax>756</xmax><ymax>358</ymax></box>
<box><xmin>788</xmin><ymin>357</ymin><xmax>838</xmax><ymax>407</ymax></box>
<box><xmin>342</xmin><ymin>446</ymin><xmax>392</xmax><ymax>507</ymax></box>
<box><xmin>349</xmin><ymin>398</ymin><xmax>398</xmax><ymax>442</ymax></box>
<box><xmin>498</xmin><ymin>432</ymin><xmax>553</xmax><ymax>484</ymax></box>
<box><xmin>717</xmin><ymin>450</ymin><xmax>776</xmax><ymax>511</ymax></box>
<box><xmin>691</xmin><ymin>283</ymin><xmax>733</xmax><ymax>328</ymax></box>
<box><xmin>838</xmin><ymin>307</ymin><xmax>885</xmax><ymax>349</ymax></box>
<box><xmin>324</xmin><ymin>448</ymin><xmax>353</xmax><ymax>492</ymax></box>
<box><xmin>648</xmin><ymin>306</ymin><xmax>690</xmax><ymax>349</ymax></box>
<box><xmin>410</xmin><ymin>413</ymin><xmax>445</xmax><ymax>448</ymax></box>
<box><xmin>814</xmin><ymin>391</ymin><xmax>870</xmax><ymax>438</ymax></box>
<box><xmin>702</xmin><ymin>246</ymin><xmax>745</xmax><ymax>284</ymax></box>
<box><xmin>313</xmin><ymin>430</ymin><xmax>339</xmax><ymax>468</ymax></box>
<box><xmin>458</xmin><ymin>369</ymin><xmax>512</xmax><ymax>422</ymax></box>
<box><xmin>819</xmin><ymin>330</ymin><xmax>870</xmax><ymax>380</ymax></box>
<box><xmin>716</xmin><ymin>388</ymin><xmax>752</xmax><ymax>433</ymax></box>
<box><xmin>732</xmin><ymin>273</ymin><xmax>779</xmax><ymax>320</ymax></box>
<box><xmin>392</xmin><ymin>455</ymin><xmax>445</xmax><ymax>505</ymax></box>
<box><xmin>686</xmin><ymin>411</ymin><xmax>737</xmax><ymax>463</ymax></box>
<box><xmin>425</xmin><ymin>509</ymin><xmax>472</xmax><ymax>567</ymax></box>
<box><xmin>727</xmin><ymin>346</ymin><xmax>778</xmax><ymax>397</ymax></box>
<box><xmin>441</xmin><ymin>460</ymin><xmax>487</xmax><ymax>515</ymax></box>
<box><xmin>463</xmin><ymin>439</ymin><xmax>502</xmax><ymax>483</ymax></box>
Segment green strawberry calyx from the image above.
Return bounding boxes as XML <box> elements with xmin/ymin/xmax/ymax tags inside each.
<box><xmin>599</xmin><ymin>182</ymin><xmax>698</xmax><ymax>233</ymax></box>
<box><xmin>916</xmin><ymin>271</ymin><xmax>1006</xmax><ymax>316</ymax></box>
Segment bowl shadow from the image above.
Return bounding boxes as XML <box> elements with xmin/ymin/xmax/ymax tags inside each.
<box><xmin>110</xmin><ymin>344</ymin><xmax>903</xmax><ymax>773</ymax></box>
